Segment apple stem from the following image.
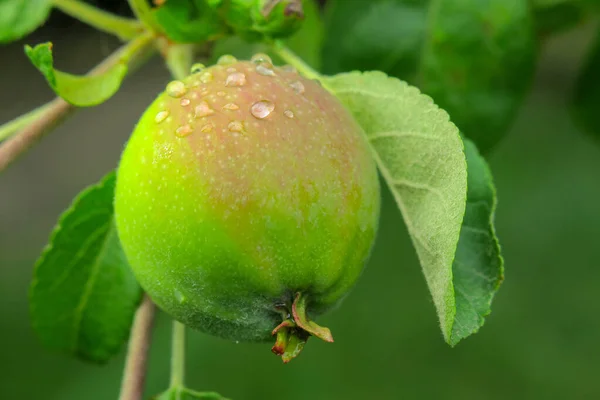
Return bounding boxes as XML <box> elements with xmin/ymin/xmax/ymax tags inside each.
<box><xmin>271</xmin><ymin>292</ymin><xmax>334</xmax><ymax>363</ymax></box>
<box><xmin>292</xmin><ymin>292</ymin><xmax>334</xmax><ymax>342</ymax></box>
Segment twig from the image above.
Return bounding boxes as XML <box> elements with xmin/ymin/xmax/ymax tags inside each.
<box><xmin>0</xmin><ymin>102</ymin><xmax>56</xmax><ymax>142</ymax></box>
<box><xmin>118</xmin><ymin>295</ymin><xmax>156</xmax><ymax>400</ymax></box>
<box><xmin>0</xmin><ymin>32</ymin><xmax>156</xmax><ymax>173</ymax></box>
<box><xmin>0</xmin><ymin>98</ymin><xmax>73</xmax><ymax>172</ymax></box>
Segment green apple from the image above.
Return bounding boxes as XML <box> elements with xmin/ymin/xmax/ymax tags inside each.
<box><xmin>114</xmin><ymin>54</ymin><xmax>380</xmax><ymax>362</ymax></box>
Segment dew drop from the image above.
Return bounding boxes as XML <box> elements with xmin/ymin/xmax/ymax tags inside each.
<box><xmin>166</xmin><ymin>80</ymin><xmax>186</xmax><ymax>98</ymax></box>
<box><xmin>180</xmin><ymin>98</ymin><xmax>191</xmax><ymax>106</ymax></box>
<box><xmin>290</xmin><ymin>80</ymin><xmax>305</xmax><ymax>94</ymax></box>
<box><xmin>225</xmin><ymin>72</ymin><xmax>247</xmax><ymax>87</ymax></box>
<box><xmin>256</xmin><ymin>64</ymin><xmax>276</xmax><ymax>76</ymax></box>
<box><xmin>223</xmin><ymin>103</ymin><xmax>240</xmax><ymax>111</ymax></box>
<box><xmin>228</xmin><ymin>121</ymin><xmax>244</xmax><ymax>132</ymax></box>
<box><xmin>284</xmin><ymin>110</ymin><xmax>294</xmax><ymax>119</ymax></box>
<box><xmin>217</xmin><ymin>54</ymin><xmax>237</xmax><ymax>65</ymax></box>
<box><xmin>281</xmin><ymin>65</ymin><xmax>297</xmax><ymax>73</ymax></box>
<box><xmin>190</xmin><ymin>63</ymin><xmax>205</xmax><ymax>74</ymax></box>
<box><xmin>199</xmin><ymin>71</ymin><xmax>213</xmax><ymax>83</ymax></box>
<box><xmin>194</xmin><ymin>101</ymin><xmax>215</xmax><ymax>118</ymax></box>
<box><xmin>251</xmin><ymin>100</ymin><xmax>275</xmax><ymax>119</ymax></box>
<box><xmin>155</xmin><ymin>110</ymin><xmax>169</xmax><ymax>123</ymax></box>
<box><xmin>175</xmin><ymin>124</ymin><xmax>193</xmax><ymax>137</ymax></box>
<box><xmin>200</xmin><ymin>123</ymin><xmax>214</xmax><ymax>133</ymax></box>
<box><xmin>251</xmin><ymin>53</ymin><xmax>273</xmax><ymax>66</ymax></box>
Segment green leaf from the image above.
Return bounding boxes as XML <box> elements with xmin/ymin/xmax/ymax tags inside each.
<box><xmin>450</xmin><ymin>138</ymin><xmax>504</xmax><ymax>345</ymax></box>
<box><xmin>323</xmin><ymin>71</ymin><xmax>468</xmax><ymax>344</ymax></box>
<box><xmin>25</xmin><ymin>42</ymin><xmax>128</xmax><ymax>107</ymax></box>
<box><xmin>30</xmin><ymin>172</ymin><xmax>142</xmax><ymax>362</ymax></box>
<box><xmin>571</xmin><ymin>30</ymin><xmax>600</xmax><ymax>137</ymax></box>
<box><xmin>0</xmin><ymin>0</ymin><xmax>52</xmax><ymax>43</ymax></box>
<box><xmin>322</xmin><ymin>0</ymin><xmax>536</xmax><ymax>153</ymax></box>
<box><xmin>153</xmin><ymin>0</ymin><xmax>228</xmax><ymax>43</ymax></box>
<box><xmin>156</xmin><ymin>387</ymin><xmax>229</xmax><ymax>400</ymax></box>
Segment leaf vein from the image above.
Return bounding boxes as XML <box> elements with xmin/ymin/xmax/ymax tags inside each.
<box><xmin>70</xmin><ymin>221</ymin><xmax>112</xmax><ymax>352</ymax></box>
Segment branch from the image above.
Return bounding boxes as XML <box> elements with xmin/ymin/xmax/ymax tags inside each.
<box><xmin>0</xmin><ymin>99</ymin><xmax>72</xmax><ymax>172</ymax></box>
<box><xmin>0</xmin><ymin>102</ymin><xmax>56</xmax><ymax>142</ymax></box>
<box><xmin>0</xmin><ymin>32</ymin><xmax>156</xmax><ymax>173</ymax></box>
<box><xmin>119</xmin><ymin>295</ymin><xmax>156</xmax><ymax>400</ymax></box>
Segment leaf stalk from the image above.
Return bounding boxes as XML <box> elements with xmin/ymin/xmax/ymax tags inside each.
<box><xmin>272</xmin><ymin>41</ymin><xmax>322</xmax><ymax>81</ymax></box>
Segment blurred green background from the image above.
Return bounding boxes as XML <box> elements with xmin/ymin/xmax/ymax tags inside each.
<box><xmin>2</xmin><ymin>6</ymin><xmax>600</xmax><ymax>400</ymax></box>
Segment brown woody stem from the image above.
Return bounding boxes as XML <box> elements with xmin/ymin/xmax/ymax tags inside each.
<box><xmin>0</xmin><ymin>32</ymin><xmax>156</xmax><ymax>174</ymax></box>
<box><xmin>118</xmin><ymin>295</ymin><xmax>156</xmax><ymax>400</ymax></box>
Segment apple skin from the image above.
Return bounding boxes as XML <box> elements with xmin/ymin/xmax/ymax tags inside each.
<box><xmin>114</xmin><ymin>57</ymin><xmax>380</xmax><ymax>342</ymax></box>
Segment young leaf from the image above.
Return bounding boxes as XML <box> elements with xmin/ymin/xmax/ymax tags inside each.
<box><xmin>450</xmin><ymin>138</ymin><xmax>503</xmax><ymax>345</ymax></box>
<box><xmin>322</xmin><ymin>0</ymin><xmax>536</xmax><ymax>153</ymax></box>
<box><xmin>0</xmin><ymin>0</ymin><xmax>52</xmax><ymax>43</ymax></box>
<box><xmin>572</xmin><ymin>30</ymin><xmax>600</xmax><ymax>138</ymax></box>
<box><xmin>25</xmin><ymin>42</ymin><xmax>128</xmax><ymax>107</ymax></box>
<box><xmin>30</xmin><ymin>172</ymin><xmax>142</xmax><ymax>362</ymax></box>
<box><xmin>323</xmin><ymin>71</ymin><xmax>468</xmax><ymax>344</ymax></box>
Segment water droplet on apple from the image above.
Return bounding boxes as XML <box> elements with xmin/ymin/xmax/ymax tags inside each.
<box><xmin>290</xmin><ymin>81</ymin><xmax>305</xmax><ymax>94</ymax></box>
<box><xmin>200</xmin><ymin>123</ymin><xmax>214</xmax><ymax>133</ymax></box>
<box><xmin>217</xmin><ymin>55</ymin><xmax>237</xmax><ymax>65</ymax></box>
<box><xmin>190</xmin><ymin>63</ymin><xmax>205</xmax><ymax>74</ymax></box>
<box><xmin>199</xmin><ymin>72</ymin><xmax>213</xmax><ymax>83</ymax></box>
<box><xmin>251</xmin><ymin>100</ymin><xmax>275</xmax><ymax>119</ymax></box>
<box><xmin>194</xmin><ymin>101</ymin><xmax>215</xmax><ymax>118</ymax></box>
<box><xmin>155</xmin><ymin>110</ymin><xmax>169</xmax><ymax>123</ymax></box>
<box><xmin>225</xmin><ymin>72</ymin><xmax>247</xmax><ymax>87</ymax></box>
<box><xmin>251</xmin><ymin>53</ymin><xmax>273</xmax><ymax>66</ymax></box>
<box><xmin>228</xmin><ymin>121</ymin><xmax>244</xmax><ymax>132</ymax></box>
<box><xmin>166</xmin><ymin>80</ymin><xmax>186</xmax><ymax>98</ymax></box>
<box><xmin>175</xmin><ymin>124</ymin><xmax>193</xmax><ymax>137</ymax></box>
<box><xmin>223</xmin><ymin>103</ymin><xmax>240</xmax><ymax>111</ymax></box>
<box><xmin>256</xmin><ymin>65</ymin><xmax>276</xmax><ymax>76</ymax></box>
